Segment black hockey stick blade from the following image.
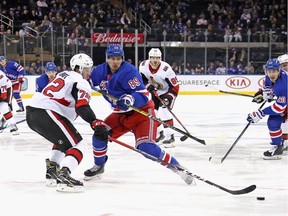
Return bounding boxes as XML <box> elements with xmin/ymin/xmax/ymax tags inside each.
<box><xmin>180</xmin><ymin>135</ymin><xmax>188</xmax><ymax>141</ymax></box>
<box><xmin>226</xmin><ymin>184</ymin><xmax>256</xmax><ymax>195</ymax></box>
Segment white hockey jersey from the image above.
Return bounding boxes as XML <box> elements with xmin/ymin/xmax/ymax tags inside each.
<box><xmin>139</xmin><ymin>60</ymin><xmax>179</xmax><ymax>96</ymax></box>
<box><xmin>29</xmin><ymin>70</ymin><xmax>92</xmax><ymax>122</ymax></box>
<box><xmin>0</xmin><ymin>70</ymin><xmax>12</xmax><ymax>102</ymax></box>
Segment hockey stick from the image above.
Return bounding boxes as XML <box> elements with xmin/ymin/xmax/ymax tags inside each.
<box><xmin>209</xmin><ymin>101</ymin><xmax>267</xmax><ymax>164</ymax></box>
<box><xmin>0</xmin><ymin>118</ymin><xmax>26</xmax><ymax>131</ymax></box>
<box><xmin>92</xmin><ymin>87</ymin><xmax>206</xmax><ymax>145</ymax></box>
<box><xmin>152</xmin><ymin>90</ymin><xmax>190</xmax><ymax>141</ymax></box>
<box><xmin>109</xmin><ymin>136</ymin><xmax>256</xmax><ymax>195</ymax></box>
<box><xmin>205</xmin><ymin>84</ymin><xmax>253</xmax><ymax>98</ymax></box>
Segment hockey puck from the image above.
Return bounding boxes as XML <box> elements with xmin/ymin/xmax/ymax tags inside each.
<box><xmin>257</xmin><ymin>197</ymin><xmax>265</xmax><ymax>201</ymax></box>
<box><xmin>209</xmin><ymin>157</ymin><xmax>212</xmax><ymax>161</ymax></box>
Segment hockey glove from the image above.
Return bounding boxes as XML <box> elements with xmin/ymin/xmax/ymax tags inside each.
<box><xmin>18</xmin><ymin>77</ymin><xmax>24</xmax><ymax>84</ymax></box>
<box><xmin>116</xmin><ymin>94</ymin><xmax>135</xmax><ymax>111</ymax></box>
<box><xmin>146</xmin><ymin>84</ymin><xmax>157</xmax><ymax>93</ymax></box>
<box><xmin>247</xmin><ymin>110</ymin><xmax>265</xmax><ymax>123</ymax></box>
<box><xmin>91</xmin><ymin>119</ymin><xmax>110</xmax><ymax>142</ymax></box>
<box><xmin>263</xmin><ymin>86</ymin><xmax>274</xmax><ymax>102</ymax></box>
<box><xmin>160</xmin><ymin>93</ymin><xmax>175</xmax><ymax>109</ymax></box>
<box><xmin>252</xmin><ymin>89</ymin><xmax>264</xmax><ymax>103</ymax></box>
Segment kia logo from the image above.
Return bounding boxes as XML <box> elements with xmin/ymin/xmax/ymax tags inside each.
<box><xmin>258</xmin><ymin>77</ymin><xmax>265</xmax><ymax>87</ymax></box>
<box><xmin>225</xmin><ymin>77</ymin><xmax>251</xmax><ymax>89</ymax></box>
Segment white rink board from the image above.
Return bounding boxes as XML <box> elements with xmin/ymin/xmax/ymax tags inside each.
<box><xmin>21</xmin><ymin>75</ymin><xmax>265</xmax><ymax>97</ymax></box>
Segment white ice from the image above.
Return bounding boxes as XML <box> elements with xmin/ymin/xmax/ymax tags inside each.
<box><xmin>0</xmin><ymin>95</ymin><xmax>287</xmax><ymax>216</ymax></box>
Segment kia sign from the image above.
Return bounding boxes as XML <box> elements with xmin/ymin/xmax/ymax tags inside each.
<box><xmin>92</xmin><ymin>33</ymin><xmax>144</xmax><ymax>44</ymax></box>
<box><xmin>225</xmin><ymin>76</ymin><xmax>251</xmax><ymax>89</ymax></box>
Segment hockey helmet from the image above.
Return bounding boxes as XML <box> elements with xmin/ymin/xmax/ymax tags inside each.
<box><xmin>70</xmin><ymin>53</ymin><xmax>93</xmax><ymax>73</ymax></box>
<box><xmin>0</xmin><ymin>56</ymin><xmax>6</xmax><ymax>61</ymax></box>
<box><xmin>148</xmin><ymin>48</ymin><xmax>162</xmax><ymax>59</ymax></box>
<box><xmin>265</xmin><ymin>58</ymin><xmax>280</xmax><ymax>71</ymax></box>
<box><xmin>45</xmin><ymin>62</ymin><xmax>57</xmax><ymax>72</ymax></box>
<box><xmin>277</xmin><ymin>54</ymin><xmax>288</xmax><ymax>65</ymax></box>
<box><xmin>105</xmin><ymin>44</ymin><xmax>124</xmax><ymax>59</ymax></box>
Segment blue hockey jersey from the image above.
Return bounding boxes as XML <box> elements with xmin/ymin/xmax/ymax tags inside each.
<box><xmin>262</xmin><ymin>71</ymin><xmax>287</xmax><ymax>116</ymax></box>
<box><xmin>36</xmin><ymin>73</ymin><xmax>50</xmax><ymax>92</ymax></box>
<box><xmin>90</xmin><ymin>61</ymin><xmax>150</xmax><ymax>110</ymax></box>
<box><xmin>0</xmin><ymin>61</ymin><xmax>25</xmax><ymax>83</ymax></box>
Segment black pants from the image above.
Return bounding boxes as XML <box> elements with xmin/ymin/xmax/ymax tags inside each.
<box><xmin>26</xmin><ymin>106</ymin><xmax>83</xmax><ymax>152</ymax></box>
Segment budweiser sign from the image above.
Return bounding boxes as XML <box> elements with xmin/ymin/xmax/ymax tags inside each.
<box><xmin>92</xmin><ymin>33</ymin><xmax>144</xmax><ymax>44</ymax></box>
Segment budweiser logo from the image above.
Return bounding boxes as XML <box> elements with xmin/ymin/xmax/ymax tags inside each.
<box><xmin>93</xmin><ymin>33</ymin><xmax>144</xmax><ymax>44</ymax></box>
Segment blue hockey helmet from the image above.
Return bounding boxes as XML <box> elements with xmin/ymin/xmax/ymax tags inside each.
<box><xmin>265</xmin><ymin>58</ymin><xmax>280</xmax><ymax>71</ymax></box>
<box><xmin>105</xmin><ymin>44</ymin><xmax>124</xmax><ymax>59</ymax></box>
<box><xmin>45</xmin><ymin>62</ymin><xmax>57</xmax><ymax>72</ymax></box>
<box><xmin>0</xmin><ymin>56</ymin><xmax>6</xmax><ymax>61</ymax></box>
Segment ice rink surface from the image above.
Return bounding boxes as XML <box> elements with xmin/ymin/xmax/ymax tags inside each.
<box><xmin>1</xmin><ymin>95</ymin><xmax>287</xmax><ymax>216</ymax></box>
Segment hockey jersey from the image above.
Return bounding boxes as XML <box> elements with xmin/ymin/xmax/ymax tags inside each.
<box><xmin>36</xmin><ymin>73</ymin><xmax>50</xmax><ymax>92</ymax></box>
<box><xmin>262</xmin><ymin>71</ymin><xmax>287</xmax><ymax>116</ymax></box>
<box><xmin>0</xmin><ymin>61</ymin><xmax>25</xmax><ymax>84</ymax></box>
<box><xmin>90</xmin><ymin>61</ymin><xmax>150</xmax><ymax>112</ymax></box>
<box><xmin>139</xmin><ymin>60</ymin><xmax>179</xmax><ymax>96</ymax></box>
<box><xmin>29</xmin><ymin>71</ymin><xmax>92</xmax><ymax>121</ymax></box>
<box><xmin>0</xmin><ymin>70</ymin><xmax>12</xmax><ymax>103</ymax></box>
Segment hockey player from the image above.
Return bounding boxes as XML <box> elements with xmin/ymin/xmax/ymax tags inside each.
<box><xmin>84</xmin><ymin>44</ymin><xmax>193</xmax><ymax>185</ymax></box>
<box><xmin>277</xmin><ymin>53</ymin><xmax>288</xmax><ymax>73</ymax></box>
<box><xmin>0</xmin><ymin>56</ymin><xmax>25</xmax><ymax>112</ymax></box>
<box><xmin>139</xmin><ymin>48</ymin><xmax>179</xmax><ymax>148</ymax></box>
<box><xmin>26</xmin><ymin>53</ymin><xmax>108</xmax><ymax>192</ymax></box>
<box><xmin>277</xmin><ymin>54</ymin><xmax>288</xmax><ymax>151</ymax></box>
<box><xmin>247</xmin><ymin>58</ymin><xmax>287</xmax><ymax>159</ymax></box>
<box><xmin>36</xmin><ymin>62</ymin><xmax>57</xmax><ymax>92</ymax></box>
<box><xmin>0</xmin><ymin>70</ymin><xmax>19</xmax><ymax>135</ymax></box>
<box><xmin>253</xmin><ymin>54</ymin><xmax>288</xmax><ymax>151</ymax></box>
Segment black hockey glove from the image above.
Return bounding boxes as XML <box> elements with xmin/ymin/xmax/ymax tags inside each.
<box><xmin>146</xmin><ymin>84</ymin><xmax>157</xmax><ymax>93</ymax></box>
<box><xmin>91</xmin><ymin>119</ymin><xmax>110</xmax><ymax>142</ymax></box>
<box><xmin>252</xmin><ymin>89</ymin><xmax>264</xmax><ymax>103</ymax></box>
<box><xmin>160</xmin><ymin>93</ymin><xmax>175</xmax><ymax>109</ymax></box>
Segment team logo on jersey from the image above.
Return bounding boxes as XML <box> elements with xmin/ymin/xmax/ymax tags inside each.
<box><xmin>150</xmin><ymin>76</ymin><xmax>163</xmax><ymax>89</ymax></box>
<box><xmin>225</xmin><ymin>76</ymin><xmax>251</xmax><ymax>89</ymax></box>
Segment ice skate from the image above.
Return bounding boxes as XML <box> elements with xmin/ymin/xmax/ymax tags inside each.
<box><xmin>0</xmin><ymin>117</ymin><xmax>7</xmax><ymax>133</ymax></box>
<box><xmin>45</xmin><ymin>158</ymin><xmax>59</xmax><ymax>187</ymax></box>
<box><xmin>281</xmin><ymin>140</ymin><xmax>287</xmax><ymax>155</ymax></box>
<box><xmin>10</xmin><ymin>124</ymin><xmax>19</xmax><ymax>135</ymax></box>
<box><xmin>173</xmin><ymin>167</ymin><xmax>195</xmax><ymax>185</ymax></box>
<box><xmin>263</xmin><ymin>144</ymin><xmax>283</xmax><ymax>160</ymax></box>
<box><xmin>156</xmin><ymin>131</ymin><xmax>164</xmax><ymax>143</ymax></box>
<box><xmin>163</xmin><ymin>134</ymin><xmax>175</xmax><ymax>148</ymax></box>
<box><xmin>16</xmin><ymin>107</ymin><xmax>25</xmax><ymax>113</ymax></box>
<box><xmin>84</xmin><ymin>156</ymin><xmax>107</xmax><ymax>181</ymax></box>
<box><xmin>56</xmin><ymin>167</ymin><xmax>84</xmax><ymax>193</ymax></box>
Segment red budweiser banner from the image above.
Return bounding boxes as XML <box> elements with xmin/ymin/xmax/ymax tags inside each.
<box><xmin>92</xmin><ymin>33</ymin><xmax>144</xmax><ymax>44</ymax></box>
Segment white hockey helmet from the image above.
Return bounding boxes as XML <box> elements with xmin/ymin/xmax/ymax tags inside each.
<box><xmin>277</xmin><ymin>54</ymin><xmax>288</xmax><ymax>65</ymax></box>
<box><xmin>148</xmin><ymin>48</ymin><xmax>162</xmax><ymax>59</ymax></box>
<box><xmin>70</xmin><ymin>53</ymin><xmax>93</xmax><ymax>73</ymax></box>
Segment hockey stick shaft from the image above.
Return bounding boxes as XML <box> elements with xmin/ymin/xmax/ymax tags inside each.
<box><xmin>109</xmin><ymin>136</ymin><xmax>256</xmax><ymax>195</ymax></box>
<box><xmin>93</xmin><ymin>87</ymin><xmax>205</xmax><ymax>145</ymax></box>
<box><xmin>205</xmin><ymin>85</ymin><xmax>253</xmax><ymax>98</ymax></box>
<box><xmin>152</xmin><ymin>90</ymin><xmax>190</xmax><ymax>141</ymax></box>
<box><xmin>0</xmin><ymin>118</ymin><xmax>26</xmax><ymax>130</ymax></box>
<box><xmin>220</xmin><ymin>101</ymin><xmax>267</xmax><ymax>163</ymax></box>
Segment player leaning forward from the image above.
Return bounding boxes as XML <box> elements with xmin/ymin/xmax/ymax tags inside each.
<box><xmin>247</xmin><ymin>58</ymin><xmax>287</xmax><ymax>159</ymax></box>
<box><xmin>26</xmin><ymin>53</ymin><xmax>108</xmax><ymax>192</ymax></box>
<box><xmin>84</xmin><ymin>44</ymin><xmax>194</xmax><ymax>185</ymax></box>
<box><xmin>139</xmin><ymin>48</ymin><xmax>179</xmax><ymax>147</ymax></box>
